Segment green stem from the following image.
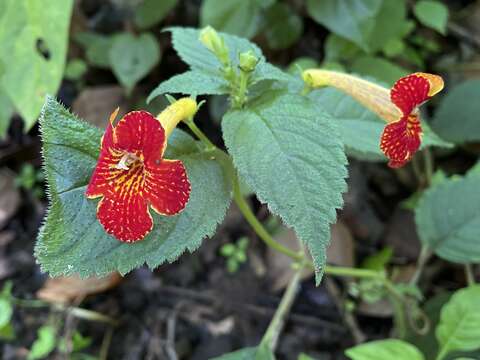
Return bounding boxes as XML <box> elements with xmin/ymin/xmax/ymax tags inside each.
<box><xmin>260</xmin><ymin>262</ymin><xmax>304</xmax><ymax>352</ymax></box>
<box><xmin>184</xmin><ymin>118</ymin><xmax>216</xmax><ymax>151</ymax></box>
<box><xmin>410</xmin><ymin>246</ymin><xmax>432</xmax><ymax>286</ymax></box>
<box><xmin>12</xmin><ymin>297</ymin><xmax>118</xmax><ymax>326</ymax></box>
<box><xmin>11</xmin><ymin>297</ymin><xmax>49</xmax><ymax>308</ymax></box>
<box><xmin>232</xmin><ymin>175</ymin><xmax>303</xmax><ymax>262</ymax></box>
<box><xmin>465</xmin><ymin>264</ymin><xmax>476</xmax><ymax>286</ymax></box>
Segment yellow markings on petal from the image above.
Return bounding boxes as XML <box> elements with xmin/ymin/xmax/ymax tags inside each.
<box><xmin>415</xmin><ymin>72</ymin><xmax>444</xmax><ymax>97</ymax></box>
<box><xmin>156</xmin><ymin>98</ymin><xmax>198</xmax><ymax>138</ymax></box>
<box><xmin>109</xmin><ymin>107</ymin><xmax>120</xmax><ymax>124</ymax></box>
<box><xmin>302</xmin><ymin>69</ymin><xmax>401</xmax><ymax>123</ymax></box>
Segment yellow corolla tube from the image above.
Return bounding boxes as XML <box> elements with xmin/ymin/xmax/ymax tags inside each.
<box><xmin>156</xmin><ymin>97</ymin><xmax>198</xmax><ymax>138</ymax></box>
<box><xmin>302</xmin><ymin>69</ymin><xmax>401</xmax><ymax>123</ymax></box>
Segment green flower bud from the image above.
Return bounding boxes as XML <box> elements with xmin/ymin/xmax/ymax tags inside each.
<box><xmin>199</xmin><ymin>26</ymin><xmax>229</xmax><ymax>64</ymax></box>
<box><xmin>239</xmin><ymin>50</ymin><xmax>258</xmax><ymax>72</ymax></box>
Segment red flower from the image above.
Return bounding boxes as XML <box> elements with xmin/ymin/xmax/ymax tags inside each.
<box><xmin>86</xmin><ymin>110</ymin><xmax>190</xmax><ymax>242</ymax></box>
<box><xmin>380</xmin><ymin>73</ymin><xmax>444</xmax><ymax>168</ymax></box>
<box><xmin>302</xmin><ymin>69</ymin><xmax>444</xmax><ymax>168</ymax></box>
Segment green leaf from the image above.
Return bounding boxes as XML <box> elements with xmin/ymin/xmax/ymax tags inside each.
<box><xmin>109</xmin><ymin>32</ymin><xmax>161</xmax><ymax>93</ymax></box>
<box><xmin>148</xmin><ymin>27</ymin><xmax>288</xmax><ymax>101</ymax></box>
<box><xmin>149</xmin><ymin>70</ymin><xmax>229</xmax><ymax>99</ymax></box>
<box><xmin>65</xmin><ymin>59</ymin><xmax>88</xmax><ymax>81</ymax></box>
<box><xmin>0</xmin><ymin>298</ymin><xmax>13</xmax><ymax>328</ymax></box>
<box><xmin>346</xmin><ymin>339</ymin><xmax>424</xmax><ymax>360</ymax></box>
<box><xmin>288</xmin><ymin>58</ymin><xmax>319</xmax><ymax>75</ymax></box>
<box><xmin>414</xmin><ymin>1</ymin><xmax>449</xmax><ymax>35</ymax></box>
<box><xmin>367</xmin><ymin>0</ymin><xmax>408</xmax><ymax>53</ymax></box>
<box><xmin>28</xmin><ymin>325</ymin><xmax>57</xmax><ymax>360</ymax></box>
<box><xmin>306</xmin><ymin>0</ymin><xmax>382</xmax><ymax>51</ymax></box>
<box><xmin>432</xmin><ymin>80</ymin><xmax>480</xmax><ymax>144</ymax></box>
<box><xmin>351</xmin><ymin>56</ymin><xmax>409</xmax><ymax>86</ymax></box>
<box><xmin>308</xmin><ymin>87</ymin><xmax>385</xmax><ymax>161</ymax></box>
<box><xmin>0</xmin><ymin>0</ymin><xmax>73</xmax><ymax>130</ymax></box>
<box><xmin>134</xmin><ymin>0</ymin><xmax>178</xmax><ymax>29</ymax></box>
<box><xmin>200</xmin><ymin>0</ymin><xmax>262</xmax><ymax>39</ymax></box>
<box><xmin>361</xmin><ymin>246</ymin><xmax>393</xmax><ymax>271</ymax></box>
<box><xmin>415</xmin><ymin>172</ymin><xmax>480</xmax><ymax>263</ymax></box>
<box><xmin>74</xmin><ymin>32</ymin><xmax>114</xmax><ymax>69</ymax></box>
<box><xmin>220</xmin><ymin>243</ymin><xmax>236</xmax><ymax>256</ymax></box>
<box><xmin>324</xmin><ymin>34</ymin><xmax>361</xmax><ymax>62</ymax></box>
<box><xmin>35</xmin><ymin>97</ymin><xmax>232</xmax><ymax>277</ymax></box>
<box><xmin>0</xmin><ymin>323</ymin><xmax>15</xmax><ymax>340</ymax></box>
<box><xmin>436</xmin><ymin>286</ymin><xmax>480</xmax><ymax>357</ymax></box>
<box><xmin>264</xmin><ymin>3</ymin><xmax>303</xmax><ymax>50</ymax></box>
<box><xmin>222</xmin><ymin>91</ymin><xmax>347</xmax><ymax>284</ymax></box>
<box><xmin>298</xmin><ymin>354</ymin><xmax>316</xmax><ymax>360</ymax></box>
<box><xmin>211</xmin><ymin>346</ymin><xmax>275</xmax><ymax>360</ymax></box>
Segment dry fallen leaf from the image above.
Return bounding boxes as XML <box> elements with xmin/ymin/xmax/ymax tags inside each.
<box><xmin>37</xmin><ymin>272</ymin><xmax>123</xmax><ymax>304</ymax></box>
<box><xmin>72</xmin><ymin>86</ymin><xmax>130</xmax><ymax>129</ymax></box>
<box><xmin>327</xmin><ymin>220</ymin><xmax>355</xmax><ymax>267</ymax></box>
<box><xmin>266</xmin><ymin>227</ymin><xmax>313</xmax><ymax>291</ymax></box>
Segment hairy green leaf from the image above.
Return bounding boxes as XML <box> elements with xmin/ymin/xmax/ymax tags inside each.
<box><xmin>346</xmin><ymin>339</ymin><xmax>424</xmax><ymax>360</ymax></box>
<box><xmin>415</xmin><ymin>171</ymin><xmax>480</xmax><ymax>263</ymax></box>
<box><xmin>432</xmin><ymin>80</ymin><xmax>480</xmax><ymax>144</ymax></box>
<box><xmin>414</xmin><ymin>1</ymin><xmax>448</xmax><ymax>35</ymax></box>
<box><xmin>436</xmin><ymin>286</ymin><xmax>480</xmax><ymax>357</ymax></box>
<box><xmin>0</xmin><ymin>0</ymin><xmax>73</xmax><ymax>130</ymax></box>
<box><xmin>148</xmin><ymin>27</ymin><xmax>288</xmax><ymax>101</ymax></box>
<box><xmin>149</xmin><ymin>70</ymin><xmax>229</xmax><ymax>99</ymax></box>
<box><xmin>222</xmin><ymin>91</ymin><xmax>348</xmax><ymax>283</ymax></box>
<box><xmin>200</xmin><ymin>0</ymin><xmax>263</xmax><ymax>39</ymax></box>
<box><xmin>306</xmin><ymin>0</ymin><xmax>382</xmax><ymax>51</ymax></box>
<box><xmin>35</xmin><ymin>97</ymin><xmax>232</xmax><ymax>277</ymax></box>
<box><xmin>134</xmin><ymin>0</ymin><xmax>178</xmax><ymax>29</ymax></box>
<box><xmin>109</xmin><ymin>32</ymin><xmax>161</xmax><ymax>93</ymax></box>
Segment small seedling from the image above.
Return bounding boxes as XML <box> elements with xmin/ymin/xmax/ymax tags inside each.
<box><xmin>220</xmin><ymin>237</ymin><xmax>249</xmax><ymax>273</ymax></box>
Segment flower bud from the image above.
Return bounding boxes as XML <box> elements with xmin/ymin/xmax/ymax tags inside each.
<box><xmin>239</xmin><ymin>50</ymin><xmax>258</xmax><ymax>73</ymax></box>
<box><xmin>199</xmin><ymin>26</ymin><xmax>229</xmax><ymax>65</ymax></box>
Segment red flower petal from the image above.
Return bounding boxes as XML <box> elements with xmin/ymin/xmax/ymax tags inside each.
<box><xmin>85</xmin><ymin>123</ymin><xmax>121</xmax><ymax>199</ymax></box>
<box><xmin>390</xmin><ymin>74</ymin><xmax>431</xmax><ymax>115</ymax></box>
<box><xmin>114</xmin><ymin>111</ymin><xmax>166</xmax><ymax>162</ymax></box>
<box><xmin>95</xmin><ymin>160</ymin><xmax>151</xmax><ymax>242</ymax></box>
<box><xmin>144</xmin><ymin>159</ymin><xmax>190</xmax><ymax>215</ymax></box>
<box><xmin>380</xmin><ymin>114</ymin><xmax>422</xmax><ymax>168</ymax></box>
